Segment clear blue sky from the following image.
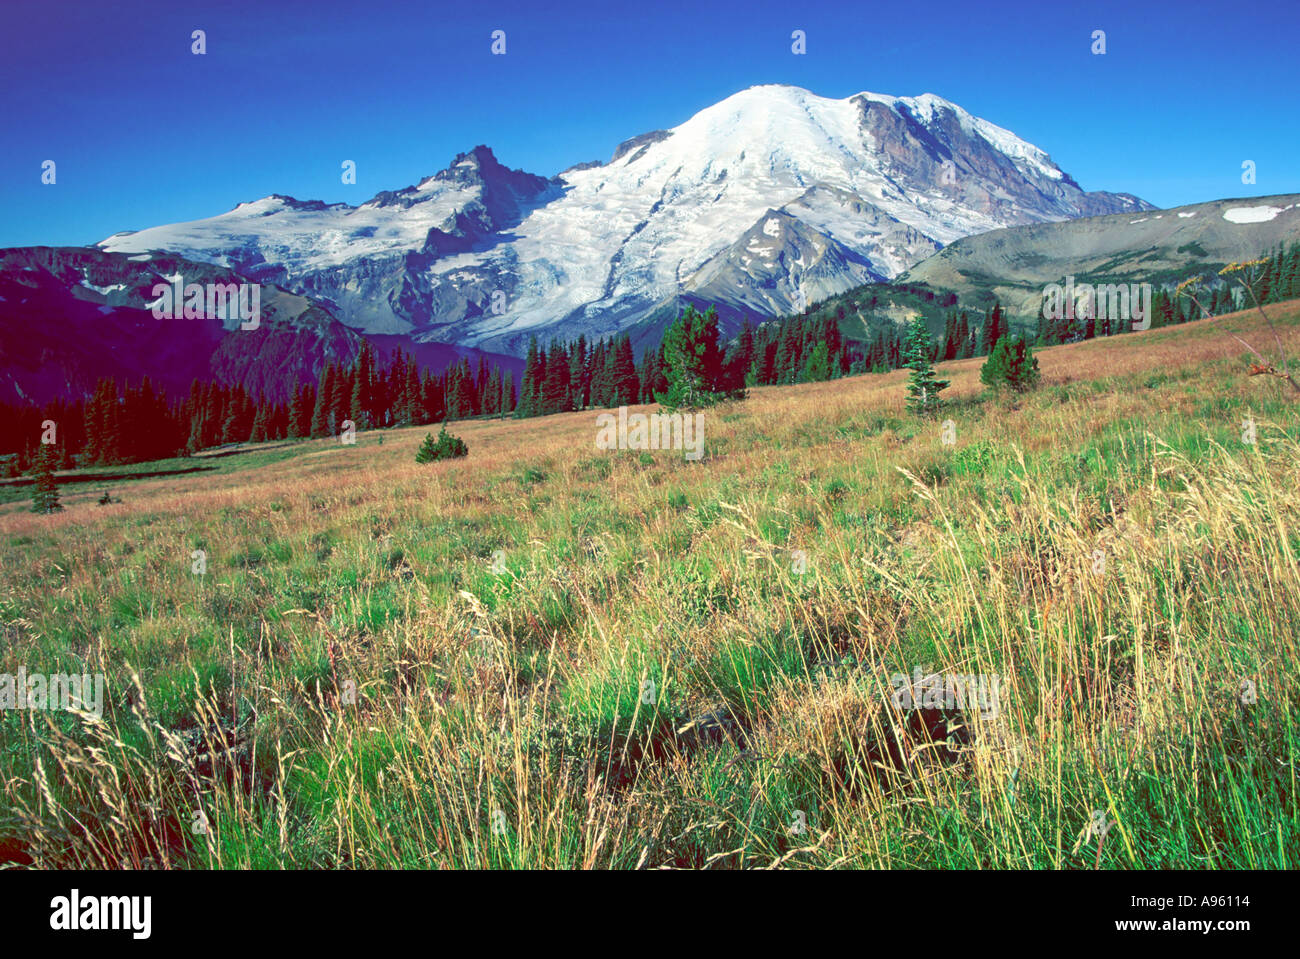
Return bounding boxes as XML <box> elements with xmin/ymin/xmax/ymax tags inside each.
<box><xmin>2</xmin><ymin>0</ymin><xmax>1297</xmax><ymax>248</ymax></box>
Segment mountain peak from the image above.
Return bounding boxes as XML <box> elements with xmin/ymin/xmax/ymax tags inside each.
<box><xmin>97</xmin><ymin>83</ymin><xmax>1153</xmax><ymax>353</ymax></box>
<box><xmin>435</xmin><ymin>145</ymin><xmax>503</xmax><ymax>183</ymax></box>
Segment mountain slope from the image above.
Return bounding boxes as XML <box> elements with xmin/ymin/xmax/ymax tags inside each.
<box><xmin>899</xmin><ymin>194</ymin><xmax>1300</xmax><ymax>319</ymax></box>
<box><xmin>0</xmin><ymin>247</ymin><xmax>522</xmax><ymax>406</ymax></box>
<box><xmin>97</xmin><ymin>84</ymin><xmax>1149</xmax><ymax>353</ymax></box>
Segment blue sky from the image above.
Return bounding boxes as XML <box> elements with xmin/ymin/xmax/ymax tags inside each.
<box><xmin>1</xmin><ymin>0</ymin><xmax>1297</xmax><ymax>248</ymax></box>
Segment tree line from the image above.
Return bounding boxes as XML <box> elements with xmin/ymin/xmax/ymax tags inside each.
<box><xmin>512</xmin><ymin>307</ymin><xmax>857</xmax><ymax>417</ymax></box>
<box><xmin>8</xmin><ymin>242</ymin><xmax>1297</xmax><ymax>475</ymax></box>
<box><xmin>0</xmin><ymin>342</ymin><xmax>518</xmax><ymax>473</ymax></box>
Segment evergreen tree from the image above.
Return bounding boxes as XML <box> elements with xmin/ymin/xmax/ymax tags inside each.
<box><xmin>30</xmin><ymin>442</ymin><xmax>62</xmax><ymax>513</ymax></box>
<box><xmin>517</xmin><ymin>338</ymin><xmax>542</xmax><ymax>417</ymax></box>
<box><xmin>475</xmin><ymin>355</ymin><xmax>491</xmax><ymax>404</ymax></box>
<box><xmin>186</xmin><ymin>411</ymin><xmax>206</xmax><ymax>455</ymax></box>
<box><xmin>421</xmin><ymin>370</ymin><xmax>445</xmax><ymax>424</ymax></box>
<box><xmin>350</xmin><ymin>341</ymin><xmax>376</xmax><ymax>429</ymax></box>
<box><xmin>610</xmin><ymin>335</ymin><xmax>640</xmax><ymax>405</ymax></box>
<box><xmin>980</xmin><ymin>302</ymin><xmax>1006</xmax><ymax>355</ymax></box>
<box><xmin>403</xmin><ymin>358</ymin><xmax>423</xmax><ymax>424</ymax></box>
<box><xmin>310</xmin><ymin>365</ymin><xmax>333</xmax><ymax>437</ymax></box>
<box><xmin>501</xmin><ymin>371</ymin><xmax>516</xmax><ymax>416</ymax></box>
<box><xmin>751</xmin><ymin>332</ymin><xmax>776</xmax><ymax>384</ymax></box>
<box><xmin>801</xmin><ymin>341</ymin><xmax>831</xmax><ymax>382</ymax></box>
<box><xmin>657</xmin><ymin>305</ymin><xmax>724</xmax><ymax>408</ymax></box>
<box><xmin>775</xmin><ymin>323</ymin><xmax>800</xmax><ymax>383</ymax></box>
<box><xmin>980</xmin><ymin>334</ymin><xmax>1041</xmax><ymax>393</ymax></box>
<box><xmin>956</xmin><ymin>312</ymin><xmax>972</xmax><ymax>358</ymax></box>
<box><xmin>290</xmin><ymin>384</ymin><xmax>314</xmax><ymax>438</ymax></box>
<box><xmin>221</xmin><ymin>388</ymin><xmax>253</xmax><ymax>443</ymax></box>
<box><xmin>902</xmin><ymin>317</ymin><xmax>948</xmax><ymax>416</ymax></box>
<box><xmin>333</xmin><ymin>366</ymin><xmax>354</xmax><ymax>430</ymax></box>
<box><xmin>588</xmin><ymin>339</ymin><xmax>611</xmax><ymax>408</ymax></box>
<box><xmin>415</xmin><ymin>424</ymin><xmax>468</xmax><ymax>463</ymax></box>
<box><xmin>270</xmin><ymin>402</ymin><xmax>288</xmax><ymax>440</ymax></box>
<box><xmin>249</xmin><ymin>402</ymin><xmax>269</xmax><ymax>442</ymax></box>
<box><xmin>541</xmin><ymin>339</ymin><xmax>573</xmax><ymax>414</ymax></box>
<box><xmin>732</xmin><ymin>318</ymin><xmax>757</xmax><ymax>388</ymax></box>
<box><xmin>569</xmin><ymin>336</ymin><xmax>588</xmax><ymax>409</ymax></box>
<box><xmin>101</xmin><ymin>380</ymin><xmax>124</xmax><ymax>463</ymax></box>
<box><xmin>447</xmin><ymin>360</ymin><xmax>477</xmax><ymax>419</ymax></box>
<box><xmin>483</xmin><ymin>366</ymin><xmax>501</xmax><ymax>416</ymax></box>
<box><xmin>941</xmin><ymin>311</ymin><xmax>958</xmax><ymax>360</ymax></box>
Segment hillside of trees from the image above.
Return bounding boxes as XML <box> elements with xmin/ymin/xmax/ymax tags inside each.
<box><xmin>5</xmin><ymin>242</ymin><xmax>1294</xmax><ymax>475</ymax></box>
<box><xmin>0</xmin><ymin>343</ymin><xmax>516</xmax><ymax>474</ymax></box>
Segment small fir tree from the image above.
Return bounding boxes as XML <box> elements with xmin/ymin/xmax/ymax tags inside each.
<box><xmin>30</xmin><ymin>443</ymin><xmax>62</xmax><ymax>513</ymax></box>
<box><xmin>902</xmin><ymin>317</ymin><xmax>948</xmax><ymax>416</ymax></box>
<box><xmin>657</xmin><ymin>305</ymin><xmax>725</xmax><ymax>409</ymax></box>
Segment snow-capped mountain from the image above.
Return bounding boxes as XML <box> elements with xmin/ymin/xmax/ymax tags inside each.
<box><xmin>98</xmin><ymin>84</ymin><xmax>1150</xmax><ymax>353</ymax></box>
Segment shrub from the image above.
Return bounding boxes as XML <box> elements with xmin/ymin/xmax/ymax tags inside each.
<box><xmin>980</xmin><ymin>335</ymin><xmax>1041</xmax><ymax>393</ymax></box>
<box><xmin>415</xmin><ymin>425</ymin><xmax>468</xmax><ymax>463</ymax></box>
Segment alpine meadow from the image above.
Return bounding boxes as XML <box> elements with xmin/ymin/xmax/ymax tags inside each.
<box><xmin>3</xmin><ymin>300</ymin><xmax>1297</xmax><ymax>870</ymax></box>
<box><xmin>1</xmin><ymin>0</ymin><xmax>1298</xmax><ymax>918</ymax></box>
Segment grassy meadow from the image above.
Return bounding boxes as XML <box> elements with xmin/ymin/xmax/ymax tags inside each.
<box><xmin>2</xmin><ymin>303</ymin><xmax>1298</xmax><ymax>869</ymax></box>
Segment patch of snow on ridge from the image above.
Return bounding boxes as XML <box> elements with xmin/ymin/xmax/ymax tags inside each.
<box><xmin>81</xmin><ymin>281</ymin><xmax>125</xmax><ymax>295</ymax></box>
<box><xmin>1223</xmin><ymin>205</ymin><xmax>1284</xmax><ymax>224</ymax></box>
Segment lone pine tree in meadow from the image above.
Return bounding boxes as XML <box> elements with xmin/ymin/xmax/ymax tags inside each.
<box><xmin>902</xmin><ymin>316</ymin><xmax>948</xmax><ymax>416</ymax></box>
<box><xmin>30</xmin><ymin>443</ymin><xmax>62</xmax><ymax>513</ymax></box>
